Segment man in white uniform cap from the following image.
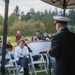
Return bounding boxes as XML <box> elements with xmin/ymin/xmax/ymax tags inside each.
<box><xmin>48</xmin><ymin>16</ymin><xmax>75</xmax><ymax>75</ymax></box>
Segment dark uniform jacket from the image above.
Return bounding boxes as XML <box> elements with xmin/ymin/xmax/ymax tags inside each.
<box><xmin>49</xmin><ymin>28</ymin><xmax>75</xmax><ymax>75</ymax></box>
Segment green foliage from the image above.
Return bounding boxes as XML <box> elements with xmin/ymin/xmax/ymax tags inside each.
<box><xmin>70</xmin><ymin>25</ymin><xmax>75</xmax><ymax>33</ymax></box>
<box><xmin>8</xmin><ymin>13</ymin><xmax>19</xmax><ymax>26</ymax></box>
<box><xmin>0</xmin><ymin>15</ymin><xmax>4</xmax><ymax>25</ymax></box>
<box><xmin>14</xmin><ymin>5</ymin><xmax>20</xmax><ymax>17</ymax></box>
<box><xmin>29</xmin><ymin>8</ymin><xmax>35</xmax><ymax>15</ymax></box>
<box><xmin>35</xmin><ymin>20</ymin><xmax>45</xmax><ymax>33</ymax></box>
<box><xmin>3</xmin><ymin>7</ymin><xmax>75</xmax><ymax>35</ymax></box>
<box><xmin>27</xmin><ymin>19</ymin><xmax>45</xmax><ymax>33</ymax></box>
<box><xmin>27</xmin><ymin>19</ymin><xmax>36</xmax><ymax>25</ymax></box>
<box><xmin>25</xmin><ymin>12</ymin><xmax>31</xmax><ymax>21</ymax></box>
<box><xmin>8</xmin><ymin>19</ymin><xmax>45</xmax><ymax>36</ymax></box>
<box><xmin>68</xmin><ymin>9</ymin><xmax>75</xmax><ymax>25</ymax></box>
<box><xmin>21</xmin><ymin>14</ymin><xmax>26</xmax><ymax>21</ymax></box>
<box><xmin>9</xmin><ymin>21</ymin><xmax>35</xmax><ymax>36</ymax></box>
<box><xmin>46</xmin><ymin>19</ymin><xmax>56</xmax><ymax>33</ymax></box>
<box><xmin>0</xmin><ymin>25</ymin><xmax>3</xmax><ymax>35</ymax></box>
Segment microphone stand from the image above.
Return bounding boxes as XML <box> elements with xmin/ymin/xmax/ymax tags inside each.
<box><xmin>48</xmin><ymin>55</ymin><xmax>51</xmax><ymax>75</ymax></box>
<box><xmin>46</xmin><ymin>48</ymin><xmax>51</xmax><ymax>75</ymax></box>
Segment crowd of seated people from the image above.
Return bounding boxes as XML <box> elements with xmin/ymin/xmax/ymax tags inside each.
<box><xmin>0</xmin><ymin>38</ymin><xmax>13</xmax><ymax>55</ymax></box>
<box><xmin>33</xmin><ymin>30</ymin><xmax>52</xmax><ymax>41</ymax></box>
<box><xmin>0</xmin><ymin>30</ymin><xmax>56</xmax><ymax>75</ymax></box>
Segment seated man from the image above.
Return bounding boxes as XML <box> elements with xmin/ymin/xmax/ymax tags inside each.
<box><xmin>6</xmin><ymin>38</ymin><xmax>13</xmax><ymax>51</ymax></box>
<box><xmin>15</xmin><ymin>39</ymin><xmax>30</xmax><ymax>75</ymax></box>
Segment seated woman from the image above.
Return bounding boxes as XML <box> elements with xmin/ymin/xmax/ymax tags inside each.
<box><xmin>31</xmin><ymin>35</ymin><xmax>39</xmax><ymax>42</ymax></box>
<box><xmin>15</xmin><ymin>39</ymin><xmax>30</xmax><ymax>75</ymax></box>
<box><xmin>24</xmin><ymin>38</ymin><xmax>32</xmax><ymax>52</ymax></box>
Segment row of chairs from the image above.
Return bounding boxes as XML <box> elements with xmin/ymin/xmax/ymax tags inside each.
<box><xmin>0</xmin><ymin>51</ymin><xmax>16</xmax><ymax>75</ymax></box>
<box><xmin>0</xmin><ymin>51</ymin><xmax>51</xmax><ymax>75</ymax></box>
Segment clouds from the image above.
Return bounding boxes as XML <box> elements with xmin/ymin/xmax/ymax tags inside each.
<box><xmin>0</xmin><ymin>0</ymin><xmax>60</xmax><ymax>17</ymax></box>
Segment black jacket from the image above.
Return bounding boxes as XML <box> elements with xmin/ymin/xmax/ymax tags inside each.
<box><xmin>49</xmin><ymin>28</ymin><xmax>75</xmax><ymax>75</ymax></box>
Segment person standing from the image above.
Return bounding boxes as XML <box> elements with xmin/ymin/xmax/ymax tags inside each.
<box><xmin>47</xmin><ymin>16</ymin><xmax>75</xmax><ymax>75</ymax></box>
<box><xmin>16</xmin><ymin>31</ymin><xmax>22</xmax><ymax>46</ymax></box>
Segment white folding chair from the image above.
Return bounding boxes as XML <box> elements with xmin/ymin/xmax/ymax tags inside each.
<box><xmin>28</xmin><ymin>62</ymin><xmax>32</xmax><ymax>75</ymax></box>
<box><xmin>44</xmin><ymin>54</ymin><xmax>54</xmax><ymax>73</ymax></box>
<box><xmin>7</xmin><ymin>50</ymin><xmax>20</xmax><ymax>75</ymax></box>
<box><xmin>43</xmin><ymin>54</ymin><xmax>49</xmax><ymax>71</ymax></box>
<box><xmin>30</xmin><ymin>53</ymin><xmax>48</xmax><ymax>75</ymax></box>
<box><xmin>4</xmin><ymin>51</ymin><xmax>15</xmax><ymax>75</ymax></box>
<box><xmin>9</xmin><ymin>51</ymin><xmax>32</xmax><ymax>75</ymax></box>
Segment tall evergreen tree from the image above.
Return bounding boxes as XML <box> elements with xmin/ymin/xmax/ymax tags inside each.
<box><xmin>14</xmin><ymin>5</ymin><xmax>20</xmax><ymax>17</ymax></box>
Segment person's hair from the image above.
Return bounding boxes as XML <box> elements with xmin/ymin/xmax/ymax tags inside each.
<box><xmin>18</xmin><ymin>39</ymin><xmax>25</xmax><ymax>44</ymax></box>
<box><xmin>24</xmin><ymin>38</ymin><xmax>28</xmax><ymax>41</ymax></box>
<box><xmin>31</xmin><ymin>36</ymin><xmax>39</xmax><ymax>41</ymax></box>
<box><xmin>58</xmin><ymin>22</ymin><xmax>67</xmax><ymax>28</ymax></box>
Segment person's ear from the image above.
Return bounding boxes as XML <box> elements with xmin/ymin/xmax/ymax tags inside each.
<box><xmin>58</xmin><ymin>23</ymin><xmax>61</xmax><ymax>28</ymax></box>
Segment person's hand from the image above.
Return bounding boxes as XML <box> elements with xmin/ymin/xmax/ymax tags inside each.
<box><xmin>47</xmin><ymin>48</ymin><xmax>51</xmax><ymax>57</ymax></box>
<box><xmin>18</xmin><ymin>53</ymin><xmax>22</xmax><ymax>56</ymax></box>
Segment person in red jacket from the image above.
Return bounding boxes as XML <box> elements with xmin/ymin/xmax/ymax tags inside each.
<box><xmin>16</xmin><ymin>31</ymin><xmax>22</xmax><ymax>46</ymax></box>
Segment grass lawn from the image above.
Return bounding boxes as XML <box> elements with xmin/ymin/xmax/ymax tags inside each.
<box><xmin>32</xmin><ymin>71</ymin><xmax>54</xmax><ymax>75</ymax></box>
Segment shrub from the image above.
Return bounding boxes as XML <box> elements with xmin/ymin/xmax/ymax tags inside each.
<box><xmin>8</xmin><ymin>20</ymin><xmax>45</xmax><ymax>36</ymax></box>
<box><xmin>9</xmin><ymin>21</ymin><xmax>35</xmax><ymax>36</ymax></box>
<box><xmin>0</xmin><ymin>25</ymin><xmax>3</xmax><ymax>35</ymax></box>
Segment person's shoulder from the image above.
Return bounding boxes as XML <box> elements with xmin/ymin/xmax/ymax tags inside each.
<box><xmin>15</xmin><ymin>46</ymin><xmax>19</xmax><ymax>49</ymax></box>
<box><xmin>9</xmin><ymin>44</ymin><xmax>13</xmax><ymax>46</ymax></box>
<box><xmin>51</xmin><ymin>33</ymin><xmax>62</xmax><ymax>42</ymax></box>
<box><xmin>52</xmin><ymin>33</ymin><xmax>60</xmax><ymax>38</ymax></box>
<box><xmin>24</xmin><ymin>46</ymin><xmax>28</xmax><ymax>49</ymax></box>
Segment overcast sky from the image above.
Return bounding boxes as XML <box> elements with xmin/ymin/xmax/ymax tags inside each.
<box><xmin>0</xmin><ymin>0</ymin><xmax>62</xmax><ymax>17</ymax></box>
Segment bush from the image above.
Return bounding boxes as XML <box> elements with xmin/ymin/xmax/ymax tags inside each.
<box><xmin>8</xmin><ymin>13</ymin><xmax>19</xmax><ymax>26</ymax></box>
<box><xmin>35</xmin><ymin>20</ymin><xmax>45</xmax><ymax>33</ymax></box>
<box><xmin>46</xmin><ymin>19</ymin><xmax>56</xmax><ymax>34</ymax></box>
<box><xmin>8</xmin><ymin>20</ymin><xmax>45</xmax><ymax>36</ymax></box>
<box><xmin>0</xmin><ymin>15</ymin><xmax>4</xmax><ymax>25</ymax></box>
<box><xmin>0</xmin><ymin>25</ymin><xmax>3</xmax><ymax>35</ymax></box>
<box><xmin>9</xmin><ymin>21</ymin><xmax>35</xmax><ymax>36</ymax></box>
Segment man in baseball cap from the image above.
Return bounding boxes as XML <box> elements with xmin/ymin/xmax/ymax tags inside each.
<box><xmin>47</xmin><ymin>16</ymin><xmax>75</xmax><ymax>75</ymax></box>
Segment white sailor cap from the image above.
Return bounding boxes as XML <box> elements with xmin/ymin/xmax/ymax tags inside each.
<box><xmin>53</xmin><ymin>16</ymin><xmax>71</xmax><ymax>23</ymax></box>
